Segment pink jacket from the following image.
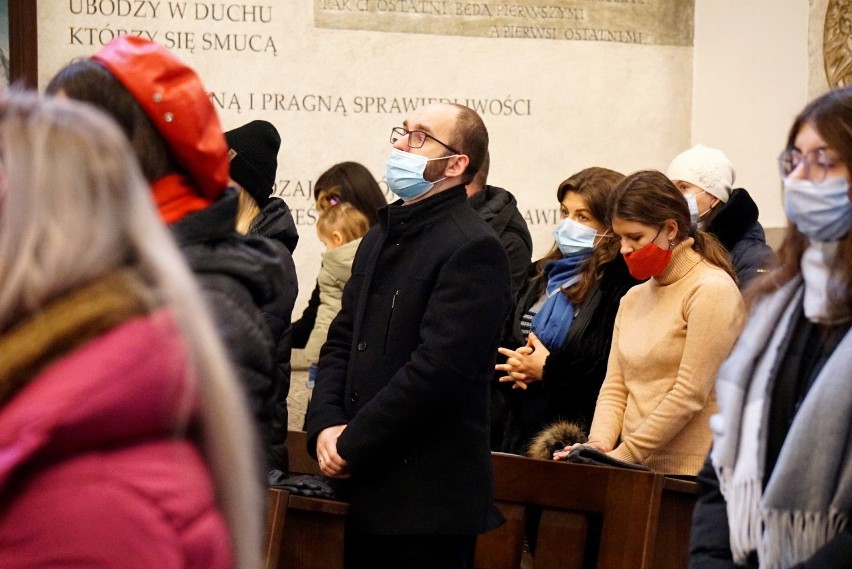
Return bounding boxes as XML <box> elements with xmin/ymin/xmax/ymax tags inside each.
<box><xmin>0</xmin><ymin>309</ymin><xmax>233</xmax><ymax>568</ymax></box>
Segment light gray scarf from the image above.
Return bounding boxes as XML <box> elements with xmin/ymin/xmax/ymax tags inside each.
<box><xmin>710</xmin><ymin>277</ymin><xmax>852</xmax><ymax>568</ymax></box>
<box><xmin>801</xmin><ymin>241</ymin><xmax>852</xmax><ymax>324</ymax></box>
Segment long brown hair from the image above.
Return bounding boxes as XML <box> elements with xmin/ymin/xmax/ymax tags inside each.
<box><xmin>746</xmin><ymin>85</ymin><xmax>852</xmax><ymax>313</ymax></box>
<box><xmin>610</xmin><ymin>170</ymin><xmax>737</xmax><ymax>281</ymax></box>
<box><xmin>313</xmin><ymin>161</ymin><xmax>386</xmax><ymax>226</ymax></box>
<box><xmin>533</xmin><ymin>167</ymin><xmax>625</xmax><ymax>304</ymax></box>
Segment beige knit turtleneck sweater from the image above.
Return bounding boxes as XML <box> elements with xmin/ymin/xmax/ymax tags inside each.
<box><xmin>588</xmin><ymin>239</ymin><xmax>745</xmax><ymax>475</ymax></box>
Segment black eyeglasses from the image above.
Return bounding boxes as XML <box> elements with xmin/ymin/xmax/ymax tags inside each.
<box><xmin>390</xmin><ymin>127</ymin><xmax>461</xmax><ymax>155</ymax></box>
<box><xmin>778</xmin><ymin>148</ymin><xmax>840</xmax><ymax>183</ymax></box>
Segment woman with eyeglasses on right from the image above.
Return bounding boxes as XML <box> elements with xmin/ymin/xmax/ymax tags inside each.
<box><xmin>689</xmin><ymin>85</ymin><xmax>852</xmax><ymax>568</ymax></box>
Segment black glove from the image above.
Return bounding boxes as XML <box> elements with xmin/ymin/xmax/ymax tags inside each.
<box><xmin>270</xmin><ymin>473</ymin><xmax>338</xmax><ymax>499</ymax></box>
<box><xmin>562</xmin><ymin>446</ymin><xmax>651</xmax><ymax>471</ymax></box>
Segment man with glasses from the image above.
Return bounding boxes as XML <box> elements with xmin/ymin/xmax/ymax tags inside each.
<box><xmin>306</xmin><ymin>103</ymin><xmax>512</xmax><ymax>568</ymax></box>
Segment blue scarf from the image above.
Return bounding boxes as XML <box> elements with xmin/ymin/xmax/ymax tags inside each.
<box><xmin>531</xmin><ymin>252</ymin><xmax>589</xmax><ymax>350</ymax></box>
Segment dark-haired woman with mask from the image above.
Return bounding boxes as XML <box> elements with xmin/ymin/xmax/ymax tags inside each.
<box><xmin>689</xmin><ymin>86</ymin><xmax>852</xmax><ymax>569</ymax></box>
<box><xmin>290</xmin><ymin>162</ymin><xmax>387</xmax><ymax>351</ymax></box>
<box><xmin>556</xmin><ymin>170</ymin><xmax>745</xmax><ymax>476</ymax></box>
<box><xmin>495</xmin><ymin>167</ymin><xmax>639</xmax><ymax>457</ymax></box>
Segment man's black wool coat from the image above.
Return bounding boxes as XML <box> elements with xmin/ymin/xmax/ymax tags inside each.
<box><xmin>306</xmin><ymin>186</ymin><xmax>512</xmax><ymax>535</ymax></box>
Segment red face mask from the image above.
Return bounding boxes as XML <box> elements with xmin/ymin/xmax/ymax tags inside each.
<box><xmin>623</xmin><ymin>231</ymin><xmax>672</xmax><ymax>280</ymax></box>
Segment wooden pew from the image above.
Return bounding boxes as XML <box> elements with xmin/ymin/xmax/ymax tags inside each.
<box><xmin>263</xmin><ymin>488</ymin><xmax>289</xmax><ymax>569</ymax></box>
<box><xmin>474</xmin><ymin>453</ymin><xmax>666</xmax><ymax>569</ymax></box>
<box><xmin>267</xmin><ymin>430</ymin><xmax>348</xmax><ymax>569</ymax></box>
<box><xmin>272</xmin><ymin>433</ymin><xmax>699</xmax><ymax>569</ymax></box>
<box><xmin>651</xmin><ymin>477</ymin><xmax>700</xmax><ymax>569</ymax></box>
<box><xmin>287</xmin><ymin>429</ymin><xmax>322</xmax><ymax>476</ymax></box>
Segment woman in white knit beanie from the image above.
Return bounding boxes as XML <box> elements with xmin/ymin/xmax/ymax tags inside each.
<box><xmin>666</xmin><ymin>144</ymin><xmax>773</xmax><ymax>287</ymax></box>
<box><xmin>667</xmin><ymin>144</ymin><xmax>735</xmax><ymax>216</ymax></box>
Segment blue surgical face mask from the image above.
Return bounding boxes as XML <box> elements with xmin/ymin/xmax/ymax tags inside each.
<box><xmin>553</xmin><ymin>217</ymin><xmax>607</xmax><ymax>255</ymax></box>
<box><xmin>684</xmin><ymin>191</ymin><xmax>707</xmax><ymax>228</ymax></box>
<box><xmin>385</xmin><ymin>149</ymin><xmax>456</xmax><ymax>201</ymax></box>
<box><xmin>784</xmin><ymin>175</ymin><xmax>851</xmax><ymax>241</ymax></box>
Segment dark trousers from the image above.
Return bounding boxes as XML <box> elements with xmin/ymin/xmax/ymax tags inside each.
<box><xmin>344</xmin><ymin>531</ymin><xmax>477</xmax><ymax>569</ymax></box>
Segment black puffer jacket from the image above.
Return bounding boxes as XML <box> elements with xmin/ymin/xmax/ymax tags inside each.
<box><xmin>705</xmin><ymin>188</ymin><xmax>773</xmax><ymax>288</ymax></box>
<box><xmin>249</xmin><ymin>197</ymin><xmax>299</xmax><ymax>254</ymax></box>
<box><xmin>171</xmin><ymin>190</ymin><xmax>298</xmax><ymax>473</ymax></box>
<box><xmin>248</xmin><ymin>197</ymin><xmax>300</xmax><ymax>474</ymax></box>
<box><xmin>469</xmin><ymin>185</ymin><xmax>533</xmax><ymax>297</ymax></box>
<box><xmin>468</xmin><ymin>185</ymin><xmax>532</xmax><ymax>451</ymax></box>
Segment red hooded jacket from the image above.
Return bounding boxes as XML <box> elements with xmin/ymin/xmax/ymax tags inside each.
<box><xmin>0</xmin><ymin>306</ymin><xmax>233</xmax><ymax>568</ymax></box>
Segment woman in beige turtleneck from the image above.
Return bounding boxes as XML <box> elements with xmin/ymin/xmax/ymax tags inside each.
<box><xmin>556</xmin><ymin>170</ymin><xmax>745</xmax><ymax>476</ymax></box>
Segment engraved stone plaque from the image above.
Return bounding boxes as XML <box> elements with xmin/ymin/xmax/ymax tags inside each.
<box><xmin>315</xmin><ymin>0</ymin><xmax>694</xmax><ymax>46</ymax></box>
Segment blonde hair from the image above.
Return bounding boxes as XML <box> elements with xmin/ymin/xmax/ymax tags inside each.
<box><xmin>317</xmin><ymin>202</ymin><xmax>370</xmax><ymax>244</ymax></box>
<box><xmin>315</xmin><ymin>184</ymin><xmax>343</xmax><ymax>213</ymax></box>
<box><xmin>0</xmin><ymin>92</ymin><xmax>262</xmax><ymax>568</ymax></box>
<box><xmin>235</xmin><ymin>186</ymin><xmax>261</xmax><ymax>235</ymax></box>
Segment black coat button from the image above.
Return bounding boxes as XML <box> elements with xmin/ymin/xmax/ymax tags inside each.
<box><xmin>350</xmin><ymin>391</ymin><xmax>360</xmax><ymax>403</ymax></box>
<box><xmin>357</xmin><ymin>341</ymin><xmax>368</xmax><ymax>351</ymax></box>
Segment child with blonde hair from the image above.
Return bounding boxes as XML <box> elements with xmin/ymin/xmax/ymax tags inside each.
<box><xmin>304</xmin><ymin>203</ymin><xmax>370</xmax><ymax>385</ymax></box>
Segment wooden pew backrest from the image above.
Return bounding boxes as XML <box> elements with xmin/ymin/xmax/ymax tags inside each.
<box><xmin>278</xmin><ymin>432</ymin><xmax>697</xmax><ymax>569</ymax></box>
<box><xmin>652</xmin><ymin>477</ymin><xmax>699</xmax><ymax>569</ymax></box>
<box><xmin>475</xmin><ymin>452</ymin><xmax>665</xmax><ymax>569</ymax></box>
<box><xmin>269</xmin><ymin>431</ymin><xmax>347</xmax><ymax>569</ymax></box>
<box><xmin>287</xmin><ymin>429</ymin><xmax>322</xmax><ymax>476</ymax></box>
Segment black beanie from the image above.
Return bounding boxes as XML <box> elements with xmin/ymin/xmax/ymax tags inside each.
<box><xmin>224</xmin><ymin>120</ymin><xmax>281</xmax><ymax>207</ymax></box>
